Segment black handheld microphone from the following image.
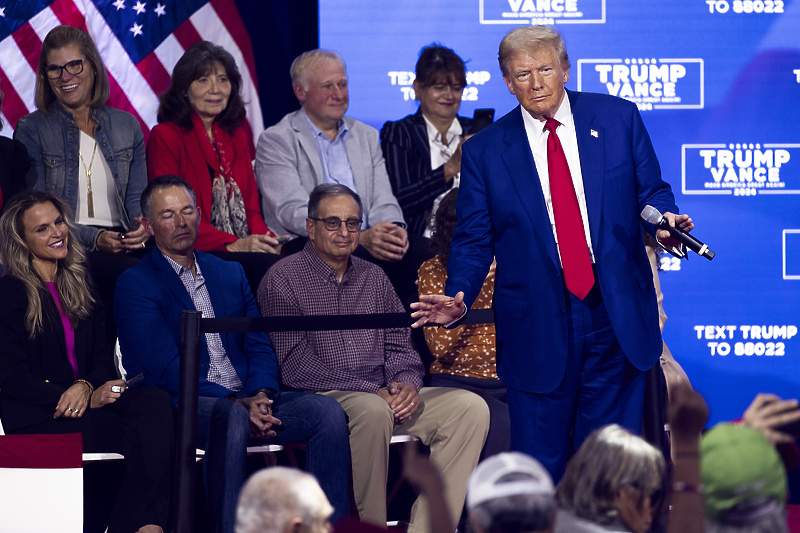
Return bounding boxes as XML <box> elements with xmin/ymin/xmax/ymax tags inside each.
<box><xmin>640</xmin><ymin>205</ymin><xmax>715</xmax><ymax>260</ymax></box>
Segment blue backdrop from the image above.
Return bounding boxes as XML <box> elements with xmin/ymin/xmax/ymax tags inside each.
<box><xmin>320</xmin><ymin>0</ymin><xmax>800</xmax><ymax>426</ymax></box>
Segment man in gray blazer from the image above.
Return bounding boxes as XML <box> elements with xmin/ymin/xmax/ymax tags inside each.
<box><xmin>255</xmin><ymin>49</ymin><xmax>409</xmax><ymax>260</ymax></box>
<box><xmin>255</xmin><ymin>49</ymin><xmax>431</xmax><ymax>302</ymax></box>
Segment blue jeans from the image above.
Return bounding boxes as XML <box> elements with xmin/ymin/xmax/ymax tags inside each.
<box><xmin>197</xmin><ymin>391</ymin><xmax>350</xmax><ymax>533</ymax></box>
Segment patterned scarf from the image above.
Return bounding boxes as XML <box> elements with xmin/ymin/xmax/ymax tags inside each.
<box><xmin>191</xmin><ymin>112</ymin><xmax>249</xmax><ymax>238</ymax></box>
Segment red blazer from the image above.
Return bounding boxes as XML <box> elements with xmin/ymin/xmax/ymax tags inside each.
<box><xmin>146</xmin><ymin>121</ymin><xmax>272</xmax><ymax>251</ymax></box>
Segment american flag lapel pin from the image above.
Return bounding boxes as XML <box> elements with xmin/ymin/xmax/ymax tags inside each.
<box><xmin>590</xmin><ymin>129</ymin><xmax>599</xmax><ymax>138</ymax></box>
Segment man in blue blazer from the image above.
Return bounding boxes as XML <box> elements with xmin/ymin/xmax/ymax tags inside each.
<box><xmin>412</xmin><ymin>26</ymin><xmax>695</xmax><ymax>481</ymax></box>
<box><xmin>115</xmin><ymin>175</ymin><xmax>350</xmax><ymax>533</ymax></box>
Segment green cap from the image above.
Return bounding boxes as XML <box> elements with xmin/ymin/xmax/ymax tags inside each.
<box><xmin>700</xmin><ymin>424</ymin><xmax>787</xmax><ymax>521</ymax></box>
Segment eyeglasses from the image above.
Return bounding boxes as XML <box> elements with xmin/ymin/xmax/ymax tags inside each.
<box><xmin>310</xmin><ymin>216</ymin><xmax>362</xmax><ymax>232</ymax></box>
<box><xmin>45</xmin><ymin>59</ymin><xmax>86</xmax><ymax>80</ymax></box>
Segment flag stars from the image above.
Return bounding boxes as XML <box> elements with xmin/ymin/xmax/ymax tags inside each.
<box><xmin>0</xmin><ymin>6</ymin><xmax>6</xmax><ymax>17</ymax></box>
<box><xmin>130</xmin><ymin>22</ymin><xmax>143</xmax><ymax>37</ymax></box>
<box><xmin>133</xmin><ymin>1</ymin><xmax>147</xmax><ymax>15</ymax></box>
<box><xmin>154</xmin><ymin>3</ymin><xmax>166</xmax><ymax>16</ymax></box>
<box><xmin>113</xmin><ymin>0</ymin><xmax>126</xmax><ymax>10</ymax></box>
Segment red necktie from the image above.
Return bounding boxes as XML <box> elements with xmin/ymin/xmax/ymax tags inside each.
<box><xmin>544</xmin><ymin>118</ymin><xmax>594</xmax><ymax>300</ymax></box>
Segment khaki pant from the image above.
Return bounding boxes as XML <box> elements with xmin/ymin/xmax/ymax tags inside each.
<box><xmin>320</xmin><ymin>387</ymin><xmax>489</xmax><ymax>533</ymax></box>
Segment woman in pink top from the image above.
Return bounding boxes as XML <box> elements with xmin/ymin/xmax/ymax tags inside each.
<box><xmin>0</xmin><ymin>191</ymin><xmax>173</xmax><ymax>533</ymax></box>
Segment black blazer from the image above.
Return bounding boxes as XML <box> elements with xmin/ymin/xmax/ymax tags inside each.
<box><xmin>0</xmin><ymin>275</ymin><xmax>116</xmax><ymax>432</ymax></box>
<box><xmin>380</xmin><ymin>109</ymin><xmax>473</xmax><ymax>235</ymax></box>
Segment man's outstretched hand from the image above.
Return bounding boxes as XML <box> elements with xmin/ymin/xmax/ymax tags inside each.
<box><xmin>409</xmin><ymin>291</ymin><xmax>466</xmax><ymax>328</ymax></box>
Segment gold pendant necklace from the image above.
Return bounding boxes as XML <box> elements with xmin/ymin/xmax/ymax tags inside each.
<box><xmin>78</xmin><ymin>141</ymin><xmax>98</xmax><ymax>217</ymax></box>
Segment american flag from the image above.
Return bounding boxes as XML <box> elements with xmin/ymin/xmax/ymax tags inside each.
<box><xmin>0</xmin><ymin>0</ymin><xmax>264</xmax><ymax>148</ymax></box>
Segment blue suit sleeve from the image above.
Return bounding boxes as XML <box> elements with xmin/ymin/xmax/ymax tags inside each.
<box><xmin>444</xmin><ymin>138</ymin><xmax>495</xmax><ymax>308</ymax></box>
<box><xmin>630</xmin><ymin>105</ymin><xmax>678</xmax><ymax>231</ymax></box>
<box><xmin>114</xmin><ymin>268</ymin><xmax>182</xmax><ymax>400</ymax></box>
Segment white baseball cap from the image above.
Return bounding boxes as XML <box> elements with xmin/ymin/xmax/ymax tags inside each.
<box><xmin>467</xmin><ymin>452</ymin><xmax>555</xmax><ymax>509</ymax></box>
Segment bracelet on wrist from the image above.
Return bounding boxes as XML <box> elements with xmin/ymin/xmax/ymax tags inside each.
<box><xmin>74</xmin><ymin>379</ymin><xmax>94</xmax><ymax>394</ymax></box>
<box><xmin>671</xmin><ymin>481</ymin><xmax>704</xmax><ymax>494</ymax></box>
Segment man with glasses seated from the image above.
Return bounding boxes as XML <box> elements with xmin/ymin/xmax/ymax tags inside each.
<box><xmin>257</xmin><ymin>183</ymin><xmax>490</xmax><ymax>533</ymax></box>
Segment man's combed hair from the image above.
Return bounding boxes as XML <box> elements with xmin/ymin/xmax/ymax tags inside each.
<box><xmin>140</xmin><ymin>175</ymin><xmax>196</xmax><ymax>220</ymax></box>
<box><xmin>307</xmin><ymin>183</ymin><xmax>363</xmax><ymax>220</ymax></box>
<box><xmin>0</xmin><ymin>191</ymin><xmax>94</xmax><ymax>339</ymax></box>
<box><xmin>498</xmin><ymin>25</ymin><xmax>570</xmax><ymax>77</ymax></box>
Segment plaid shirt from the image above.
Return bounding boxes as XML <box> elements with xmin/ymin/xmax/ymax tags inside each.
<box><xmin>258</xmin><ymin>242</ymin><xmax>424</xmax><ymax>393</ymax></box>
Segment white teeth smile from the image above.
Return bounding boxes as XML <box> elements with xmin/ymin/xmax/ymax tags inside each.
<box><xmin>61</xmin><ymin>84</ymin><xmax>79</xmax><ymax>91</ymax></box>
<box><xmin>50</xmin><ymin>240</ymin><xmax>64</xmax><ymax>248</ymax></box>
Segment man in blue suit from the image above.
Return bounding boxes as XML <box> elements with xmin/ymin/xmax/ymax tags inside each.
<box><xmin>412</xmin><ymin>26</ymin><xmax>695</xmax><ymax>481</ymax></box>
<box><xmin>115</xmin><ymin>175</ymin><xmax>350</xmax><ymax>533</ymax></box>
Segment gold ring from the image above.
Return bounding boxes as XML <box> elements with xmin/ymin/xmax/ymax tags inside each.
<box><xmin>141</xmin><ymin>242</ymin><xmax>146</xmax><ymax>249</ymax></box>
<box><xmin>410</xmin><ymin>402</ymin><xmax>415</xmax><ymax>406</ymax></box>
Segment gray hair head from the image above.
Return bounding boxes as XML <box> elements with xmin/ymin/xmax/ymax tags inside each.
<box><xmin>290</xmin><ymin>49</ymin><xmax>346</xmax><ymax>92</ymax></box>
<box><xmin>556</xmin><ymin>424</ymin><xmax>665</xmax><ymax>525</ymax></box>
<box><xmin>235</xmin><ymin>467</ymin><xmax>333</xmax><ymax>533</ymax></box>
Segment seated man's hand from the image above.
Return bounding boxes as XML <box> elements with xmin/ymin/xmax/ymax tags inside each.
<box><xmin>360</xmin><ymin>222</ymin><xmax>409</xmax><ymax>262</ymax></box>
<box><xmin>236</xmin><ymin>392</ymin><xmax>282</xmax><ymax>438</ymax></box>
<box><xmin>410</xmin><ymin>292</ymin><xmax>466</xmax><ymax>328</ymax></box>
<box><xmin>656</xmin><ymin>212</ymin><xmax>694</xmax><ymax>249</ymax></box>
<box><xmin>226</xmin><ymin>234</ymin><xmax>284</xmax><ymax>254</ymax></box>
<box><xmin>377</xmin><ymin>382</ymin><xmax>419</xmax><ymax>423</ymax></box>
<box><xmin>742</xmin><ymin>393</ymin><xmax>800</xmax><ymax>445</ymax></box>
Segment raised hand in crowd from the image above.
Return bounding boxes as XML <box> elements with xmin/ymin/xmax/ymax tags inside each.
<box><xmin>665</xmin><ymin>382</ymin><xmax>708</xmax><ymax>533</ymax></box>
<box><xmin>741</xmin><ymin>393</ymin><xmax>800</xmax><ymax>445</ymax></box>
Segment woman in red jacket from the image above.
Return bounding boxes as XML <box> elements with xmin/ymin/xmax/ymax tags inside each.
<box><xmin>147</xmin><ymin>41</ymin><xmax>286</xmax><ymax>289</ymax></box>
